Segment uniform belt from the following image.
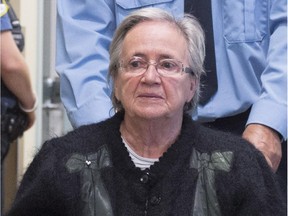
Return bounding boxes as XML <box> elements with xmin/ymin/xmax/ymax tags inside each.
<box><xmin>202</xmin><ymin>108</ymin><xmax>251</xmax><ymax>135</ymax></box>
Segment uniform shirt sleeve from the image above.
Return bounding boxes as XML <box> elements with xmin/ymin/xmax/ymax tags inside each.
<box><xmin>1</xmin><ymin>10</ymin><xmax>12</xmax><ymax>31</ymax></box>
<box><xmin>56</xmin><ymin>0</ymin><xmax>115</xmax><ymax>128</ymax></box>
<box><xmin>246</xmin><ymin>0</ymin><xmax>287</xmax><ymax>139</ymax></box>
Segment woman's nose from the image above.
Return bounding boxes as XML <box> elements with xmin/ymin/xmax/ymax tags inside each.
<box><xmin>141</xmin><ymin>63</ymin><xmax>161</xmax><ymax>84</ymax></box>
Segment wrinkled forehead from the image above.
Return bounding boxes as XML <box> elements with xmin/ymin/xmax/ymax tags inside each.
<box><xmin>121</xmin><ymin>20</ymin><xmax>188</xmax><ymax>59</ymax></box>
<box><xmin>126</xmin><ymin>19</ymin><xmax>183</xmax><ymax>39</ymax></box>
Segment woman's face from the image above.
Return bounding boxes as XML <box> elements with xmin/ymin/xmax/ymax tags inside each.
<box><xmin>114</xmin><ymin>21</ymin><xmax>196</xmax><ymax>120</ymax></box>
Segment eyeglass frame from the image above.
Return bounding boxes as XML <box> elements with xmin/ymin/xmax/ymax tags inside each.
<box><xmin>118</xmin><ymin>56</ymin><xmax>195</xmax><ymax>77</ymax></box>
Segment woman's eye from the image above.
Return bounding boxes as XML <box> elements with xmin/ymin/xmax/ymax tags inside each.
<box><xmin>130</xmin><ymin>61</ymin><xmax>141</xmax><ymax>68</ymax></box>
<box><xmin>161</xmin><ymin>61</ymin><xmax>176</xmax><ymax>70</ymax></box>
<box><xmin>129</xmin><ymin>59</ymin><xmax>147</xmax><ymax>69</ymax></box>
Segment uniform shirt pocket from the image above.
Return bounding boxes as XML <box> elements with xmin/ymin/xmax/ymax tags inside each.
<box><xmin>115</xmin><ymin>0</ymin><xmax>174</xmax><ymax>25</ymax></box>
<box><xmin>222</xmin><ymin>0</ymin><xmax>268</xmax><ymax>43</ymax></box>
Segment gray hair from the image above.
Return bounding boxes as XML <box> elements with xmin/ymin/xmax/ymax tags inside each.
<box><xmin>108</xmin><ymin>8</ymin><xmax>205</xmax><ymax>113</ymax></box>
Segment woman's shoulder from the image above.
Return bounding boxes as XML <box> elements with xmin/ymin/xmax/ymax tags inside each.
<box><xmin>45</xmin><ymin>124</ymin><xmax>101</xmax><ymax>148</ymax></box>
<box><xmin>42</xmin><ymin>116</ymin><xmax>120</xmax><ymax>158</ymax></box>
<box><xmin>194</xmin><ymin>124</ymin><xmax>255</xmax><ymax>153</ymax></box>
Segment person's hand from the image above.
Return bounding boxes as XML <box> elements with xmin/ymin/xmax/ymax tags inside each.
<box><xmin>242</xmin><ymin>124</ymin><xmax>282</xmax><ymax>172</ymax></box>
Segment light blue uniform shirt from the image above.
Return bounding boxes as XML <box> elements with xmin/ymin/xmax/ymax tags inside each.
<box><xmin>1</xmin><ymin>1</ymin><xmax>12</xmax><ymax>31</ymax></box>
<box><xmin>56</xmin><ymin>0</ymin><xmax>287</xmax><ymax>139</ymax></box>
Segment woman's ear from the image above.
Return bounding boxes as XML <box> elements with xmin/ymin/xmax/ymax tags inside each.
<box><xmin>114</xmin><ymin>78</ymin><xmax>120</xmax><ymax>101</ymax></box>
<box><xmin>187</xmin><ymin>78</ymin><xmax>197</xmax><ymax>102</ymax></box>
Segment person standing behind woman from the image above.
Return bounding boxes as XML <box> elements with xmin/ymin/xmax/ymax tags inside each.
<box><xmin>6</xmin><ymin>8</ymin><xmax>285</xmax><ymax>216</ymax></box>
<box><xmin>1</xmin><ymin>0</ymin><xmax>37</xmax><ymax>160</ymax></box>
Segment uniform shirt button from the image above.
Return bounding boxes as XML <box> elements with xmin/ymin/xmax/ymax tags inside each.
<box><xmin>150</xmin><ymin>196</ymin><xmax>161</xmax><ymax>205</ymax></box>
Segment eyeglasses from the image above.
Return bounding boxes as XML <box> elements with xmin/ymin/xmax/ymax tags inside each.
<box><xmin>119</xmin><ymin>57</ymin><xmax>194</xmax><ymax>77</ymax></box>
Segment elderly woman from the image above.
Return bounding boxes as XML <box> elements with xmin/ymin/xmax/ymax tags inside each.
<box><xmin>6</xmin><ymin>8</ymin><xmax>285</xmax><ymax>216</ymax></box>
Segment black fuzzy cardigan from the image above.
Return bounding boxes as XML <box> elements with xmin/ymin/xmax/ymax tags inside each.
<box><xmin>6</xmin><ymin>112</ymin><xmax>285</xmax><ymax>216</ymax></box>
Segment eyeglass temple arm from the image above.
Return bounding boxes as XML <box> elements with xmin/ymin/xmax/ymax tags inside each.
<box><xmin>184</xmin><ymin>67</ymin><xmax>195</xmax><ymax>76</ymax></box>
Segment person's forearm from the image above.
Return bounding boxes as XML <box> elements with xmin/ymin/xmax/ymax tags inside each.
<box><xmin>1</xmin><ymin>31</ymin><xmax>36</xmax><ymax>109</ymax></box>
<box><xmin>1</xmin><ymin>66</ymin><xmax>36</xmax><ymax>109</ymax></box>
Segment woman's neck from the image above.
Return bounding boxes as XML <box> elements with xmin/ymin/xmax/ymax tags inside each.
<box><xmin>120</xmin><ymin>115</ymin><xmax>183</xmax><ymax>158</ymax></box>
